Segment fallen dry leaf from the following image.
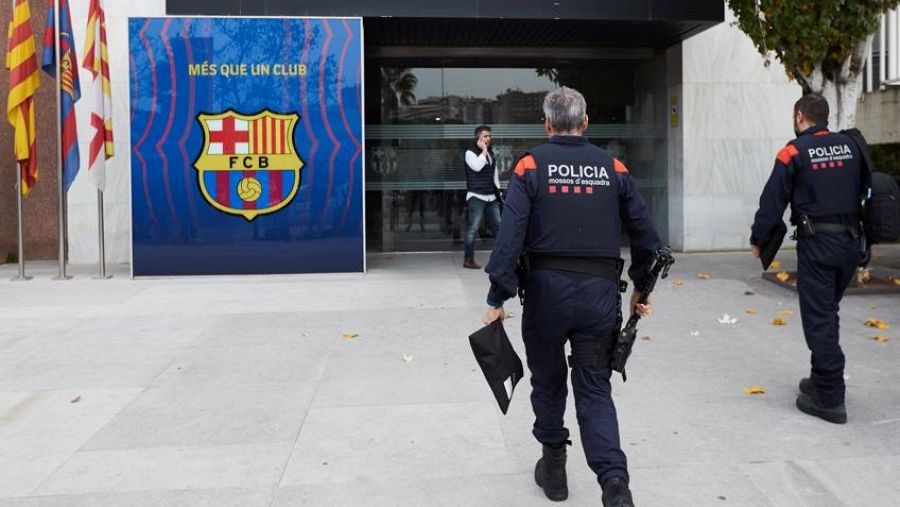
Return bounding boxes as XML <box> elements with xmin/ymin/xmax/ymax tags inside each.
<box><xmin>641</xmin><ymin>336</ymin><xmax>652</xmax><ymax>341</ymax></box>
<box><xmin>772</xmin><ymin>318</ymin><xmax>787</xmax><ymax>326</ymax></box>
<box><xmin>873</xmin><ymin>335</ymin><xmax>889</xmax><ymax>343</ymax></box>
<box><xmin>865</xmin><ymin>319</ymin><xmax>889</xmax><ymax>330</ymax></box>
<box><xmin>776</xmin><ymin>271</ymin><xmax>791</xmax><ymax>282</ymax></box>
<box><xmin>857</xmin><ymin>269</ymin><xmax>872</xmax><ymax>284</ymax></box>
<box><xmin>746</xmin><ymin>308</ymin><xmax>758</xmax><ymax>315</ymax></box>
<box><xmin>690</xmin><ymin>331</ymin><xmax>700</xmax><ymax>337</ymax></box>
<box><xmin>744</xmin><ymin>289</ymin><xmax>755</xmax><ymax>296</ymax></box>
<box><xmin>770</xmin><ymin>260</ymin><xmax>782</xmax><ymax>270</ymax></box>
<box><xmin>743</xmin><ymin>386</ymin><xmax>766</xmax><ymax>395</ymax></box>
<box><xmin>401</xmin><ymin>354</ymin><xmax>414</xmax><ymax>362</ymax></box>
<box><xmin>778</xmin><ymin>309</ymin><xmax>795</xmax><ymax>316</ymax></box>
<box><xmin>70</xmin><ymin>396</ymin><xmax>81</xmax><ymax>404</ymax></box>
<box><xmin>342</xmin><ymin>333</ymin><xmax>359</xmax><ymax>341</ymax></box>
<box><xmin>888</xmin><ymin>275</ymin><xmax>900</xmax><ymax>287</ymax></box>
<box><xmin>697</xmin><ymin>273</ymin><xmax>711</xmax><ymax>280</ymax></box>
<box><xmin>672</xmin><ymin>278</ymin><xmax>685</xmax><ymax>287</ymax></box>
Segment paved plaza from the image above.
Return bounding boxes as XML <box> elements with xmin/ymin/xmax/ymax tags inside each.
<box><xmin>1</xmin><ymin>248</ymin><xmax>899</xmax><ymax>506</ymax></box>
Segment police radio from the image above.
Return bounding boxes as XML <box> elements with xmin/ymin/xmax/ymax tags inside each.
<box><xmin>610</xmin><ymin>247</ymin><xmax>675</xmax><ymax>381</ymax></box>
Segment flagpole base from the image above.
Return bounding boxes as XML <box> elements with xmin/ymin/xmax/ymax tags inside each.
<box><xmin>52</xmin><ymin>275</ymin><xmax>73</xmax><ymax>281</ymax></box>
<box><xmin>10</xmin><ymin>275</ymin><xmax>33</xmax><ymax>282</ymax></box>
<box><xmin>92</xmin><ymin>274</ymin><xmax>113</xmax><ymax>280</ymax></box>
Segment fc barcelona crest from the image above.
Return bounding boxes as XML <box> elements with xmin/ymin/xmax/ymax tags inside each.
<box><xmin>194</xmin><ymin>110</ymin><xmax>304</xmax><ymax>220</ymax></box>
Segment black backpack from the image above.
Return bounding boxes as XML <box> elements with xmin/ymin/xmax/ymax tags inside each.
<box><xmin>842</xmin><ymin>128</ymin><xmax>900</xmax><ymax>243</ymax></box>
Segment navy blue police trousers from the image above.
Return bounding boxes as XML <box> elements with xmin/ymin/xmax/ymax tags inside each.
<box><xmin>796</xmin><ymin>232</ymin><xmax>861</xmax><ymax>407</ymax></box>
<box><xmin>521</xmin><ymin>268</ymin><xmax>628</xmax><ymax>484</ymax></box>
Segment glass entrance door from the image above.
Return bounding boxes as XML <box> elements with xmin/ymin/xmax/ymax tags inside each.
<box><xmin>365</xmin><ymin>62</ymin><xmax>668</xmax><ymax>253</ymax></box>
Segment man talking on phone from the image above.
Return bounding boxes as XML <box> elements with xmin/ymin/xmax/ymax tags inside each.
<box><xmin>463</xmin><ymin>125</ymin><xmax>502</xmax><ymax>269</ymax></box>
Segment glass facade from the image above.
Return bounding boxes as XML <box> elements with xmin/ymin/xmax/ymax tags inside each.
<box><xmin>365</xmin><ymin>58</ymin><xmax>668</xmax><ymax>252</ymax></box>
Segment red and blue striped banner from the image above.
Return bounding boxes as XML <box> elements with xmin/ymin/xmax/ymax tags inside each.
<box><xmin>42</xmin><ymin>0</ymin><xmax>80</xmax><ymax>192</ymax></box>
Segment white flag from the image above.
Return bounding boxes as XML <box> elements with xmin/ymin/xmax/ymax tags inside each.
<box><xmin>82</xmin><ymin>0</ymin><xmax>113</xmax><ymax>190</ymax></box>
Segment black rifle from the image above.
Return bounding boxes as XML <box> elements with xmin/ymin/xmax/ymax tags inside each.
<box><xmin>610</xmin><ymin>247</ymin><xmax>675</xmax><ymax>381</ymax></box>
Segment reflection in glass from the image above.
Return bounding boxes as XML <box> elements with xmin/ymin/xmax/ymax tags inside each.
<box><xmin>366</xmin><ymin>61</ymin><xmax>669</xmax><ymax>253</ymax></box>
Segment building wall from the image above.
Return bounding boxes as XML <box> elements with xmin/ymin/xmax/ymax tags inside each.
<box><xmin>857</xmin><ymin>87</ymin><xmax>900</xmax><ymax>145</ymax></box>
<box><xmin>673</xmin><ymin>7</ymin><xmax>802</xmax><ymax>251</ymax></box>
<box><xmin>64</xmin><ymin>0</ymin><xmax>166</xmax><ymax>265</ymax></box>
<box><xmin>0</xmin><ymin>0</ymin><xmax>60</xmax><ymax>262</ymax></box>
<box><xmin>666</xmin><ymin>46</ymin><xmax>685</xmax><ymax>251</ymax></box>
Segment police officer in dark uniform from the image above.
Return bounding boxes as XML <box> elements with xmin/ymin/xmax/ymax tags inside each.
<box><xmin>751</xmin><ymin>93</ymin><xmax>864</xmax><ymax>425</ymax></box>
<box><xmin>481</xmin><ymin>87</ymin><xmax>661</xmax><ymax>506</ymax></box>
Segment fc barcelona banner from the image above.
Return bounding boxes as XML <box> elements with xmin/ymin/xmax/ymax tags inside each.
<box><xmin>129</xmin><ymin>17</ymin><xmax>364</xmax><ymax>276</ymax></box>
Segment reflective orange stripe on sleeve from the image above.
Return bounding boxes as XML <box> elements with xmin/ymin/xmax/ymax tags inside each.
<box><xmin>613</xmin><ymin>158</ymin><xmax>629</xmax><ymax>174</ymax></box>
<box><xmin>514</xmin><ymin>155</ymin><xmax>537</xmax><ymax>176</ymax></box>
<box><xmin>776</xmin><ymin>145</ymin><xmax>799</xmax><ymax>165</ymax></box>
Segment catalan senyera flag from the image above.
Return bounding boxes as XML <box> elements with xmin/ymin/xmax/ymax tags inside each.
<box><xmin>42</xmin><ymin>0</ymin><xmax>80</xmax><ymax>192</ymax></box>
<box><xmin>5</xmin><ymin>0</ymin><xmax>41</xmax><ymax>196</ymax></box>
<box><xmin>83</xmin><ymin>0</ymin><xmax>113</xmax><ymax>191</ymax></box>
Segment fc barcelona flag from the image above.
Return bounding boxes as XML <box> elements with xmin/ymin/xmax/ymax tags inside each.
<box><xmin>5</xmin><ymin>0</ymin><xmax>41</xmax><ymax>196</ymax></box>
<box><xmin>42</xmin><ymin>0</ymin><xmax>80</xmax><ymax>192</ymax></box>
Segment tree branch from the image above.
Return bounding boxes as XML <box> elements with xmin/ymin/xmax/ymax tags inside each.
<box><xmin>793</xmin><ymin>65</ymin><xmax>812</xmax><ymax>91</ymax></box>
<box><xmin>809</xmin><ymin>64</ymin><xmax>825</xmax><ymax>92</ymax></box>
<box><xmin>842</xmin><ymin>34</ymin><xmax>873</xmax><ymax>85</ymax></box>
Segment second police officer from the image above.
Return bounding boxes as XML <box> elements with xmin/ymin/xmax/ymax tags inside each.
<box><xmin>751</xmin><ymin>94</ymin><xmax>866</xmax><ymax>425</ymax></box>
<box><xmin>481</xmin><ymin>87</ymin><xmax>661</xmax><ymax>506</ymax></box>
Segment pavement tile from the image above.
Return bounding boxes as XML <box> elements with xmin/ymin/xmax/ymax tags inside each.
<box><xmin>34</xmin><ymin>444</ymin><xmax>291</xmax><ymax>496</ymax></box>
<box><xmin>742</xmin><ymin>455</ymin><xmax>900</xmax><ymax>507</ymax></box>
<box><xmin>279</xmin><ymin>402</ymin><xmax>513</xmax><ymax>486</ymax></box>
<box><xmin>0</xmin><ymin>389</ymin><xmax>142</xmax><ymax>454</ymax></box>
<box><xmin>82</xmin><ymin>382</ymin><xmax>315</xmax><ymax>450</ymax></box>
<box><xmin>311</xmin><ymin>352</ymin><xmax>489</xmax><ymax>408</ymax></box>
<box><xmin>0</xmin><ymin>488</ymin><xmax>272</xmax><ymax>507</ymax></box>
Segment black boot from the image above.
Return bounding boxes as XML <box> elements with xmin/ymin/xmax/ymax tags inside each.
<box><xmin>796</xmin><ymin>393</ymin><xmax>847</xmax><ymax>424</ymax></box>
<box><xmin>798</xmin><ymin>377</ymin><xmax>818</xmax><ymax>397</ymax></box>
<box><xmin>601</xmin><ymin>477</ymin><xmax>634</xmax><ymax>507</ymax></box>
<box><xmin>534</xmin><ymin>443</ymin><xmax>568</xmax><ymax>501</ymax></box>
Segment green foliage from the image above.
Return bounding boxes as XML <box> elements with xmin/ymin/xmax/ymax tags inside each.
<box><xmin>728</xmin><ymin>1</ymin><xmax>899</xmax><ymax>90</ymax></box>
<box><xmin>871</xmin><ymin>143</ymin><xmax>900</xmax><ymax>177</ymax></box>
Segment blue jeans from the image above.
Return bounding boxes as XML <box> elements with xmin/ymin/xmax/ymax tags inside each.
<box><xmin>464</xmin><ymin>197</ymin><xmax>501</xmax><ymax>260</ymax></box>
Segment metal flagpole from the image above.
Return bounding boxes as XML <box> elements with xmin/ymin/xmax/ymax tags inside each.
<box><xmin>10</xmin><ymin>0</ymin><xmax>30</xmax><ymax>282</ymax></box>
<box><xmin>11</xmin><ymin>166</ymin><xmax>32</xmax><ymax>281</ymax></box>
<box><xmin>93</xmin><ymin>189</ymin><xmax>111</xmax><ymax>278</ymax></box>
<box><xmin>51</xmin><ymin>0</ymin><xmax>70</xmax><ymax>280</ymax></box>
<box><xmin>91</xmin><ymin>2</ymin><xmax>111</xmax><ymax>280</ymax></box>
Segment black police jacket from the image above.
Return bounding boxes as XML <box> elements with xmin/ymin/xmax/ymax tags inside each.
<box><xmin>485</xmin><ymin>135</ymin><xmax>661</xmax><ymax>307</ymax></box>
<box><xmin>751</xmin><ymin>124</ymin><xmax>864</xmax><ymax>246</ymax></box>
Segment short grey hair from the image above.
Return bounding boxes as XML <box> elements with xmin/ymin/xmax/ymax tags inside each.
<box><xmin>543</xmin><ymin>87</ymin><xmax>587</xmax><ymax>134</ymax></box>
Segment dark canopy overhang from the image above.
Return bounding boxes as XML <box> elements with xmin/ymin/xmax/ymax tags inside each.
<box><xmin>167</xmin><ymin>0</ymin><xmax>724</xmax><ymax>49</ymax></box>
